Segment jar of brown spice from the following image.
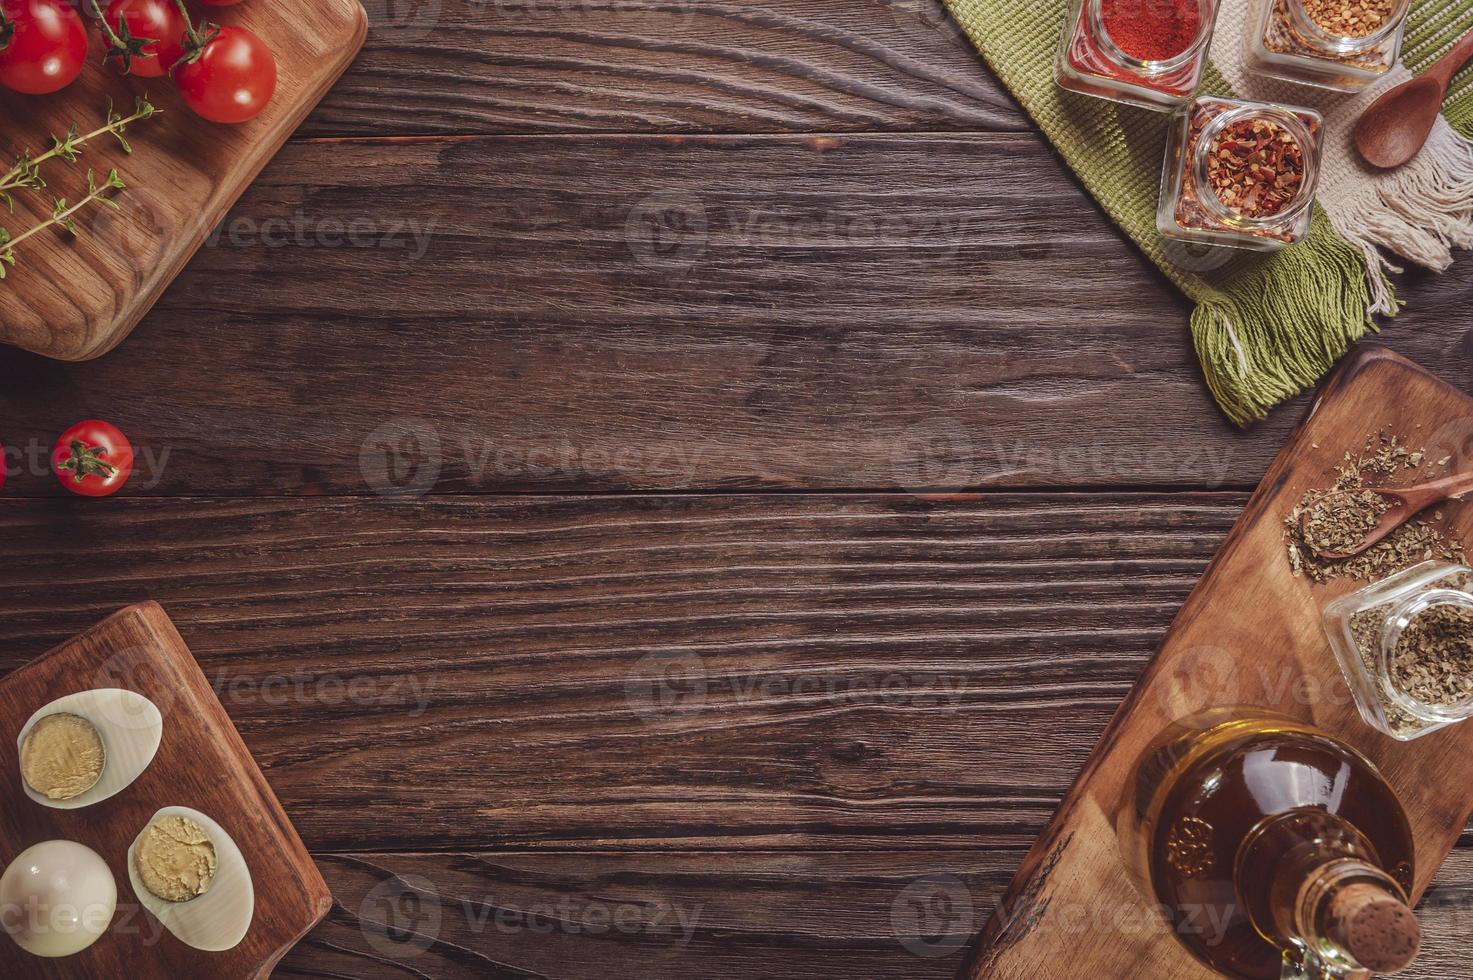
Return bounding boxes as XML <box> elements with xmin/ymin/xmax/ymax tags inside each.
<box><xmin>1324</xmin><ymin>561</ymin><xmax>1473</xmax><ymax>741</ymax></box>
<box><xmin>1246</xmin><ymin>0</ymin><xmax>1411</xmax><ymax>91</ymax></box>
<box><xmin>1158</xmin><ymin>97</ymin><xmax>1323</xmax><ymax>251</ymax></box>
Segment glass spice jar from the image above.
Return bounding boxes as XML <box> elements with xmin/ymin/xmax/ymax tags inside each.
<box><xmin>1055</xmin><ymin>0</ymin><xmax>1219</xmax><ymax>111</ymax></box>
<box><xmin>1246</xmin><ymin>0</ymin><xmax>1412</xmax><ymax>92</ymax></box>
<box><xmin>1324</xmin><ymin>561</ymin><xmax>1473</xmax><ymax>742</ymax></box>
<box><xmin>1157</xmin><ymin>97</ymin><xmax>1323</xmax><ymax>251</ymax></box>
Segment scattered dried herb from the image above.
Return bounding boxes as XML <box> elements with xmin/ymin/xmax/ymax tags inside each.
<box><xmin>1299</xmin><ymin>489</ymin><xmax>1392</xmax><ymax>555</ymax></box>
<box><xmin>1284</xmin><ymin>433</ymin><xmax>1466</xmax><ymax>583</ymax></box>
<box><xmin>1206</xmin><ymin>117</ymin><xmax>1305</xmax><ymax>220</ymax></box>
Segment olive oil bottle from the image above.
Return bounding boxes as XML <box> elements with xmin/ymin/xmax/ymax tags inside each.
<box><xmin>1120</xmin><ymin>710</ymin><xmax>1421</xmax><ymax>979</ymax></box>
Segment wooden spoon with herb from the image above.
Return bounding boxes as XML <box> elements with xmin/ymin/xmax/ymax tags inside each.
<box><xmin>1299</xmin><ymin>470</ymin><xmax>1473</xmax><ymax>560</ymax></box>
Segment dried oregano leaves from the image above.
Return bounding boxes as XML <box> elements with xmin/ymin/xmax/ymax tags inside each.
<box><xmin>1391</xmin><ymin>601</ymin><xmax>1473</xmax><ymax>706</ymax></box>
<box><xmin>1349</xmin><ymin>571</ymin><xmax>1473</xmax><ymax>738</ymax></box>
<box><xmin>1284</xmin><ymin>433</ymin><xmax>1465</xmax><ymax>583</ymax></box>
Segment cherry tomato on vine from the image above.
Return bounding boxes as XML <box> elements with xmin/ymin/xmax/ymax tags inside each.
<box><xmin>97</xmin><ymin>0</ymin><xmax>184</xmax><ymax>77</ymax></box>
<box><xmin>0</xmin><ymin>0</ymin><xmax>87</xmax><ymax>95</ymax></box>
<box><xmin>52</xmin><ymin>421</ymin><xmax>134</xmax><ymax>497</ymax></box>
<box><xmin>173</xmin><ymin>24</ymin><xmax>275</xmax><ymax>123</ymax></box>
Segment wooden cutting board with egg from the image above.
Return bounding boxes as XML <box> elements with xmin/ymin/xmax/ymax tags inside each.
<box><xmin>0</xmin><ymin>602</ymin><xmax>329</xmax><ymax>978</ymax></box>
<box><xmin>0</xmin><ymin>0</ymin><xmax>366</xmax><ymax>361</ymax></box>
<box><xmin>961</xmin><ymin>347</ymin><xmax>1473</xmax><ymax>979</ymax></box>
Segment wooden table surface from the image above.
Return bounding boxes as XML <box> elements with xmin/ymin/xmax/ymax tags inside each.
<box><xmin>1</xmin><ymin>2</ymin><xmax>1470</xmax><ymax>978</ymax></box>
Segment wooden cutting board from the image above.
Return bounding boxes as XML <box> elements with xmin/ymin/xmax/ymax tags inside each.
<box><xmin>0</xmin><ymin>603</ymin><xmax>330</xmax><ymax>978</ymax></box>
<box><xmin>961</xmin><ymin>347</ymin><xmax>1473</xmax><ymax>979</ymax></box>
<box><xmin>0</xmin><ymin>0</ymin><xmax>366</xmax><ymax>361</ymax></box>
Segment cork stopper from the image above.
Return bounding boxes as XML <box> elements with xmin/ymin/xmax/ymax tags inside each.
<box><xmin>1325</xmin><ymin>882</ymin><xmax>1421</xmax><ymax>974</ymax></box>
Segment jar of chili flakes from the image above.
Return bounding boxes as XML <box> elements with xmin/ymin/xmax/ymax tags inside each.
<box><xmin>1158</xmin><ymin>97</ymin><xmax>1324</xmax><ymax>251</ymax></box>
<box><xmin>1246</xmin><ymin>0</ymin><xmax>1411</xmax><ymax>91</ymax></box>
<box><xmin>1055</xmin><ymin>0</ymin><xmax>1219</xmax><ymax>111</ymax></box>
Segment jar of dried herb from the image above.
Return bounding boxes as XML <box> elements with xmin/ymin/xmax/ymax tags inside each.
<box><xmin>1055</xmin><ymin>0</ymin><xmax>1219</xmax><ymax>111</ymax></box>
<box><xmin>1246</xmin><ymin>0</ymin><xmax>1411</xmax><ymax>92</ymax></box>
<box><xmin>1158</xmin><ymin>97</ymin><xmax>1323</xmax><ymax>251</ymax></box>
<box><xmin>1324</xmin><ymin>561</ymin><xmax>1473</xmax><ymax>741</ymax></box>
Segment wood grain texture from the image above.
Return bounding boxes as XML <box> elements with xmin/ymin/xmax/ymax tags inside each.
<box><xmin>302</xmin><ymin>0</ymin><xmax>1026</xmax><ymax>137</ymax></box>
<box><xmin>279</xmin><ymin>847</ymin><xmax>1473</xmax><ymax>980</ymax></box>
<box><xmin>0</xmin><ymin>0</ymin><xmax>367</xmax><ymax>361</ymax></box>
<box><xmin>0</xmin><ymin>491</ymin><xmax>1239</xmax><ymax>852</ymax></box>
<box><xmin>0</xmin><ymin>134</ymin><xmax>1469</xmax><ymax>496</ymax></box>
<box><xmin>963</xmin><ymin>348</ymin><xmax>1473</xmax><ymax>979</ymax></box>
<box><xmin>0</xmin><ymin>604</ymin><xmax>330</xmax><ymax>979</ymax></box>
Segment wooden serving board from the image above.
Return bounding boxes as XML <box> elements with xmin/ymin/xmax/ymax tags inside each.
<box><xmin>0</xmin><ymin>603</ymin><xmax>330</xmax><ymax>978</ymax></box>
<box><xmin>962</xmin><ymin>347</ymin><xmax>1473</xmax><ymax>979</ymax></box>
<box><xmin>0</xmin><ymin>0</ymin><xmax>367</xmax><ymax>361</ymax></box>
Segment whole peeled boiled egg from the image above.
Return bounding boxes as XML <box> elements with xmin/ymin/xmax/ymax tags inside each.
<box><xmin>0</xmin><ymin>840</ymin><xmax>117</xmax><ymax>957</ymax></box>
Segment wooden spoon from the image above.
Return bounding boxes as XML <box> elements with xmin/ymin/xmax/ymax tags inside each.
<box><xmin>1355</xmin><ymin>28</ymin><xmax>1473</xmax><ymax>169</ymax></box>
<box><xmin>1299</xmin><ymin>469</ymin><xmax>1473</xmax><ymax>559</ymax></box>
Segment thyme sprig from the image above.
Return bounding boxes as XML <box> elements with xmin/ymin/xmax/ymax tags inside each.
<box><xmin>1</xmin><ymin>97</ymin><xmax>156</xmax><ymax>209</ymax></box>
<box><xmin>0</xmin><ymin>170</ymin><xmax>126</xmax><ymax>280</ymax></box>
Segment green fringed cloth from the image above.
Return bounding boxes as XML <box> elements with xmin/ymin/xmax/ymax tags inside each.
<box><xmin>946</xmin><ymin>0</ymin><xmax>1473</xmax><ymax>424</ymax></box>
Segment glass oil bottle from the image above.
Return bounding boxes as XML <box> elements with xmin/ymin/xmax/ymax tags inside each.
<box><xmin>1119</xmin><ymin>709</ymin><xmax>1421</xmax><ymax>979</ymax></box>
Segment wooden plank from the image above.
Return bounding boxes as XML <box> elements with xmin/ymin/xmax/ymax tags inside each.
<box><xmin>275</xmin><ymin>848</ymin><xmax>1473</xmax><ymax>979</ymax></box>
<box><xmin>0</xmin><ymin>492</ymin><xmax>1237</xmax><ymax>852</ymax></box>
<box><xmin>0</xmin><ymin>0</ymin><xmax>367</xmax><ymax>361</ymax></box>
<box><xmin>301</xmin><ymin>0</ymin><xmax>1027</xmax><ymax>137</ymax></box>
<box><xmin>0</xmin><ymin>604</ymin><xmax>330</xmax><ymax>979</ymax></box>
<box><xmin>964</xmin><ymin>348</ymin><xmax>1473</xmax><ymax>978</ymax></box>
<box><xmin>0</xmin><ymin>134</ymin><xmax>1469</xmax><ymax>494</ymax></box>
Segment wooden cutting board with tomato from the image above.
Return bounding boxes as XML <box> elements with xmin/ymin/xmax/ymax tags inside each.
<box><xmin>0</xmin><ymin>0</ymin><xmax>367</xmax><ymax>361</ymax></box>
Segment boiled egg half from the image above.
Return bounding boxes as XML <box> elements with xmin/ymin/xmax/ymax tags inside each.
<box><xmin>17</xmin><ymin>689</ymin><xmax>163</xmax><ymax>810</ymax></box>
<box><xmin>128</xmin><ymin>806</ymin><xmax>254</xmax><ymax>951</ymax></box>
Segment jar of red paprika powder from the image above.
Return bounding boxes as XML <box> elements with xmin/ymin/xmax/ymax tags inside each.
<box><xmin>1055</xmin><ymin>0</ymin><xmax>1219</xmax><ymax>111</ymax></box>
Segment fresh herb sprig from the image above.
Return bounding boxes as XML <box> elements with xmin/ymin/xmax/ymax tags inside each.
<box><xmin>0</xmin><ymin>170</ymin><xmax>126</xmax><ymax>280</ymax></box>
<box><xmin>0</xmin><ymin>97</ymin><xmax>156</xmax><ymax>209</ymax></box>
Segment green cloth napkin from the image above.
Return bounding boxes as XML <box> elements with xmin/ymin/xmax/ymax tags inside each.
<box><xmin>945</xmin><ymin>0</ymin><xmax>1473</xmax><ymax>424</ymax></box>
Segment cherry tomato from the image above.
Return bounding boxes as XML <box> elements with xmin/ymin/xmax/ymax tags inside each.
<box><xmin>52</xmin><ymin>421</ymin><xmax>134</xmax><ymax>497</ymax></box>
<box><xmin>0</xmin><ymin>0</ymin><xmax>87</xmax><ymax>95</ymax></box>
<box><xmin>173</xmin><ymin>24</ymin><xmax>274</xmax><ymax>123</ymax></box>
<box><xmin>98</xmin><ymin>0</ymin><xmax>183</xmax><ymax>77</ymax></box>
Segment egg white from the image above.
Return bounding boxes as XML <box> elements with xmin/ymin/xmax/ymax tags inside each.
<box><xmin>127</xmin><ymin>806</ymin><xmax>255</xmax><ymax>952</ymax></box>
<box><xmin>16</xmin><ymin>689</ymin><xmax>163</xmax><ymax>810</ymax></box>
